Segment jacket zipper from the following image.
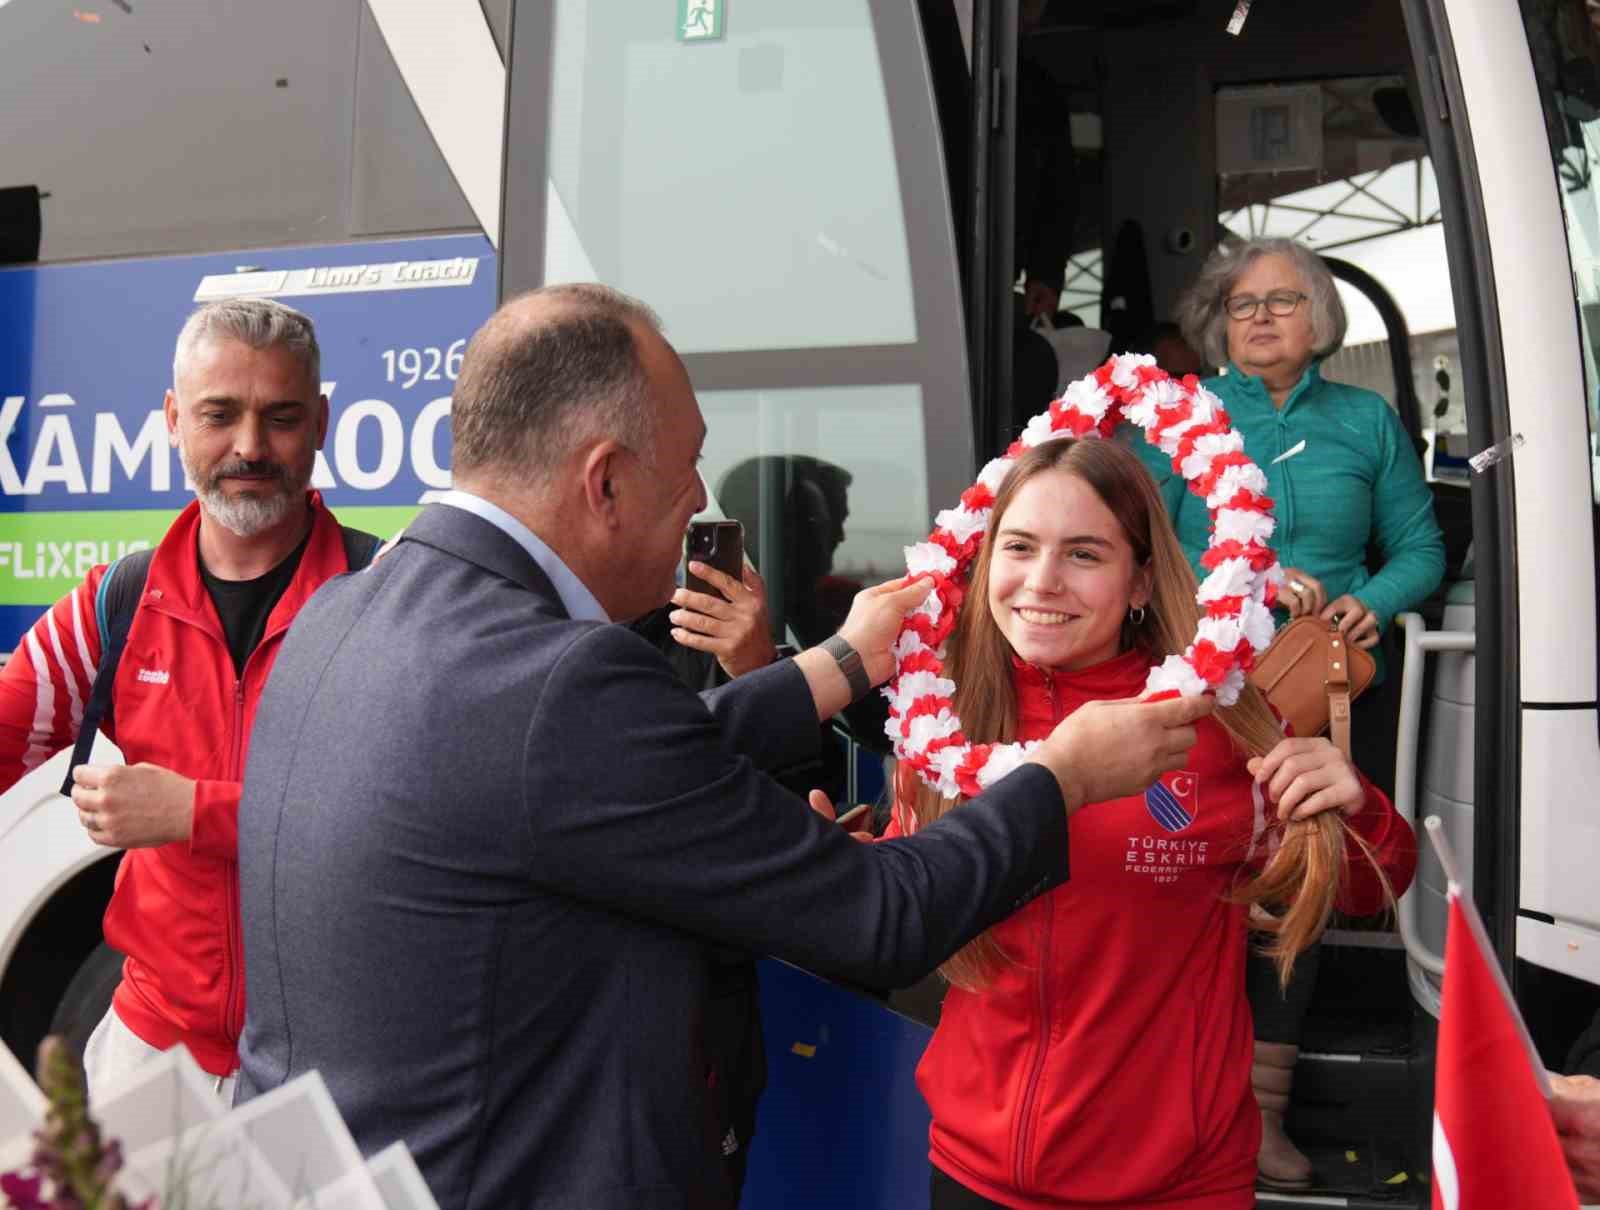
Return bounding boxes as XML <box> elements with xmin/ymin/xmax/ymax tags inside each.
<box><xmin>1012</xmin><ymin>905</ymin><xmax>1054</xmax><ymax>1190</ymax></box>
<box><xmin>1012</xmin><ymin>667</ymin><xmax>1059</xmax><ymax>1190</ymax></box>
<box><xmin>224</xmin><ymin>677</ymin><xmax>246</xmax><ymax>1041</ymax></box>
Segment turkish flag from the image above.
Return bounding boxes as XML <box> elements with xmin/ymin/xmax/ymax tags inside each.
<box><xmin>1431</xmin><ymin>888</ymin><xmax>1578</xmax><ymax>1209</ymax></box>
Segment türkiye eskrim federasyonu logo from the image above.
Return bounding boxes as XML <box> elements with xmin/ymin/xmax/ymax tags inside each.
<box><xmin>1144</xmin><ymin>773</ymin><xmax>1200</xmax><ymax>833</ymax></box>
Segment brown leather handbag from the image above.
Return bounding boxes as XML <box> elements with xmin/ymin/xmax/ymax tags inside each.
<box><xmin>1247</xmin><ymin>616</ymin><xmax>1376</xmax><ymax>756</ymax></box>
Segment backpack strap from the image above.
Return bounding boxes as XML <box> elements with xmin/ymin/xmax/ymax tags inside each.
<box><xmin>61</xmin><ymin>547</ymin><xmax>155</xmax><ymax>796</ymax></box>
<box><xmin>339</xmin><ymin>525</ymin><xmax>382</xmax><ymax>572</ymax></box>
<box><xmin>58</xmin><ymin>524</ymin><xmax>381</xmax><ymax>797</ymax></box>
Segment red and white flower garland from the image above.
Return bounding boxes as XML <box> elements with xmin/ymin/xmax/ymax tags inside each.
<box><xmin>886</xmin><ymin>353</ymin><xmax>1282</xmax><ymax>800</ymax></box>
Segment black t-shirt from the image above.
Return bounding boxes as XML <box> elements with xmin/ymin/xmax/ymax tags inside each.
<box><xmin>199</xmin><ymin>531</ymin><xmax>310</xmax><ymax>676</ymax></box>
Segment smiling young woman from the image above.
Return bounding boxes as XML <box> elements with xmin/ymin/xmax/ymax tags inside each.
<box><xmin>880</xmin><ymin>435</ymin><xmax>1416</xmax><ymax>1210</ymax></box>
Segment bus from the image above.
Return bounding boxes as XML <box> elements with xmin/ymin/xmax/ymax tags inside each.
<box><xmin>2</xmin><ymin>1</ymin><xmax>1598</xmax><ymax>1206</ymax></box>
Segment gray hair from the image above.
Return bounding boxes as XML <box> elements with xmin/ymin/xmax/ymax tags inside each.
<box><xmin>1177</xmin><ymin>237</ymin><xmax>1347</xmax><ymax>368</ymax></box>
<box><xmin>173</xmin><ymin>297</ymin><xmax>321</xmax><ymax>387</ymax></box>
<box><xmin>451</xmin><ymin>283</ymin><xmax>662</xmax><ymax>482</ymax></box>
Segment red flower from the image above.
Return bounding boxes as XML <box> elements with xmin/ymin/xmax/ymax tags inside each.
<box><xmin>959</xmin><ymin>482</ymin><xmax>995</xmax><ymax>512</ymax></box>
<box><xmin>0</xmin><ymin>1171</ymin><xmax>46</xmax><ymax>1210</ymax></box>
<box><xmin>1192</xmin><ymin>450</ymin><xmax>1255</xmax><ymax>498</ymax></box>
<box><xmin>955</xmin><ymin>744</ymin><xmax>992</xmax><ymax>798</ymax></box>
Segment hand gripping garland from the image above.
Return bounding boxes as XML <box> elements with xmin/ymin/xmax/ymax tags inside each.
<box><xmin>886</xmin><ymin>353</ymin><xmax>1283</xmax><ymax>800</ymax></box>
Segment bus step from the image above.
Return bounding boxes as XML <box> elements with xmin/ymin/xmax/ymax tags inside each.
<box><xmin>1256</xmin><ymin>1137</ymin><xmax>1424</xmax><ymax>1207</ymax></box>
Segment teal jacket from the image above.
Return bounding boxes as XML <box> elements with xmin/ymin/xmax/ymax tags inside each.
<box><xmin>1132</xmin><ymin>361</ymin><xmax>1444</xmax><ymax>675</ymax></box>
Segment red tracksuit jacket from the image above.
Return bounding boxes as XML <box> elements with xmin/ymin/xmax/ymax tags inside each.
<box><xmin>885</xmin><ymin>647</ymin><xmax>1416</xmax><ymax>1209</ymax></box>
<box><xmin>0</xmin><ymin>494</ymin><xmax>359</xmax><ymax>1075</ymax></box>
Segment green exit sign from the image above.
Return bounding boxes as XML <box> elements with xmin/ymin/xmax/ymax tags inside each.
<box><xmin>677</xmin><ymin>0</ymin><xmax>724</xmax><ymax>42</ymax></box>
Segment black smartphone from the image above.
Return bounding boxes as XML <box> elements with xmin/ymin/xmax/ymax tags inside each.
<box><xmin>684</xmin><ymin>520</ymin><xmax>744</xmax><ymax>600</ymax></box>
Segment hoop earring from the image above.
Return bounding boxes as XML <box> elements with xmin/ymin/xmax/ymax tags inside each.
<box><xmin>1129</xmin><ymin>605</ymin><xmax>1147</xmax><ymax>625</ymax></box>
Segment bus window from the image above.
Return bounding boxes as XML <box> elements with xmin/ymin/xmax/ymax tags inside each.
<box><xmin>518</xmin><ymin>0</ymin><xmax>974</xmax><ymax>645</ymax></box>
<box><xmin>545</xmin><ymin>1</ymin><xmax>916</xmax><ymax>355</ymax></box>
<box><xmin>699</xmin><ymin>384</ymin><xmax>928</xmax><ymax>648</ymax></box>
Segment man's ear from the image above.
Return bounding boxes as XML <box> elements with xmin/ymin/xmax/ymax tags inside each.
<box><xmin>581</xmin><ymin>441</ymin><xmax>626</xmax><ymax>525</ymax></box>
<box><xmin>163</xmin><ymin>389</ymin><xmax>180</xmax><ymax>446</ymax></box>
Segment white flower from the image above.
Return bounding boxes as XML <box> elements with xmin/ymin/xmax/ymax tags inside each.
<box><xmin>1204</xmin><ymin>463</ymin><xmax>1269</xmax><ymax>509</ymax></box>
<box><xmin>1213</xmin><ymin>507</ymin><xmax>1277</xmax><ymax>546</ymax></box>
<box><xmin>1062</xmin><ymin>376</ymin><xmax>1113</xmax><ymax>420</ymax></box>
<box><xmin>891</xmin><ymin>631</ymin><xmax>931</xmax><ymax>661</ymax></box>
<box><xmin>1121</xmin><ymin>380</ymin><xmax>1174</xmax><ymax>431</ymax></box>
<box><xmin>1178</xmin><ymin>431</ymin><xmax>1246</xmax><ymax>480</ymax></box>
<box><xmin>975</xmin><ymin>741</ymin><xmax>1036</xmax><ymax>788</ymax></box>
<box><xmin>906</xmin><ymin>710</ymin><xmax>963</xmax><ymax>750</ymax></box>
<box><xmin>1109</xmin><ymin>352</ymin><xmax>1156</xmax><ymax>389</ymax></box>
<box><xmin>1198</xmin><ymin>615</ymin><xmax>1245</xmax><ymax>652</ymax></box>
<box><xmin>928</xmin><ymin>746</ymin><xmax>968</xmax><ymax>798</ymax></box>
<box><xmin>1238</xmin><ymin>598</ymin><xmax>1277</xmax><ymax>651</ymax></box>
<box><xmin>978</xmin><ymin>456</ymin><xmax>1014</xmax><ymax>493</ymax></box>
<box><xmin>1144</xmin><ymin>654</ymin><xmax>1209</xmax><ymax>699</ymax></box>
<box><xmin>1216</xmin><ymin>666</ymin><xmax>1247</xmax><ymax>706</ymax></box>
<box><xmin>912</xmin><ymin>590</ymin><xmax>944</xmax><ymax>623</ymax></box>
<box><xmin>1020</xmin><ymin>409</ymin><xmax>1059</xmax><ymax>448</ymax></box>
<box><xmin>1197</xmin><ymin>556</ymin><xmax>1258</xmax><ymax>601</ymax></box>
<box><xmin>904</xmin><ymin>541</ymin><xmax>958</xmax><ymax>578</ymax></box>
<box><xmin>933</xmin><ymin>505</ymin><xmax>987</xmax><ymax>546</ymax></box>
<box><xmin>894</xmin><ymin>670</ymin><xmax>957</xmax><ymax>703</ymax></box>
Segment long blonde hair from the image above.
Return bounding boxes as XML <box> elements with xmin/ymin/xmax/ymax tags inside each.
<box><xmin>906</xmin><ymin>438</ymin><xmax>1352</xmax><ymax>990</ymax></box>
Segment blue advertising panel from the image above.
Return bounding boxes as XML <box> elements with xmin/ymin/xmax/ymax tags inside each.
<box><xmin>0</xmin><ymin>233</ymin><xmax>495</xmax><ymax>649</ymax></box>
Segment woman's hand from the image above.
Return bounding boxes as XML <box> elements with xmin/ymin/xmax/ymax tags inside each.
<box><xmin>1320</xmin><ymin>593</ymin><xmax>1380</xmax><ymax>650</ymax></box>
<box><xmin>1246</xmin><ymin>737</ymin><xmax>1365</xmax><ymax>822</ymax></box>
<box><xmin>1277</xmin><ymin>567</ymin><xmax>1327</xmax><ymax>619</ymax></box>
<box><xmin>670</xmin><ymin>562</ymin><xmax>778</xmax><ymax>677</ymax></box>
<box><xmin>807</xmin><ymin>790</ymin><xmax>874</xmax><ymax>839</ymax></box>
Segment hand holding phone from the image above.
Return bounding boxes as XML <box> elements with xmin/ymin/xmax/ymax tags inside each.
<box><xmin>685</xmin><ymin>520</ymin><xmax>744</xmax><ymax>600</ymax></box>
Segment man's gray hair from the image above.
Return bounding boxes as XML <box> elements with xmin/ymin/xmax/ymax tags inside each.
<box><xmin>173</xmin><ymin>297</ymin><xmax>321</xmax><ymax>387</ymax></box>
<box><xmin>451</xmin><ymin>283</ymin><xmax>663</xmax><ymax>482</ymax></box>
<box><xmin>1177</xmin><ymin>237</ymin><xmax>1347</xmax><ymax>368</ymax></box>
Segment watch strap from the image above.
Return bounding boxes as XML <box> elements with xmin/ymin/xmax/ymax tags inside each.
<box><xmin>821</xmin><ymin>634</ymin><xmax>871</xmax><ymax>702</ymax></box>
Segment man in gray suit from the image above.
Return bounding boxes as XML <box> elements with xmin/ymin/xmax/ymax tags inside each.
<box><xmin>234</xmin><ymin>284</ymin><xmax>1210</xmax><ymax>1210</ymax></box>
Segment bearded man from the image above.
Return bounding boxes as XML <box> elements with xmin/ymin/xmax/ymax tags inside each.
<box><xmin>0</xmin><ymin>298</ymin><xmax>368</xmax><ymax>1101</ymax></box>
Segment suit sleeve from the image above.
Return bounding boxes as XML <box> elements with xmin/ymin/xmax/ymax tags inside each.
<box><xmin>0</xmin><ymin>571</ymin><xmax>106</xmax><ymax>794</ymax></box>
<box><xmin>521</xmin><ymin>624</ymin><xmax>1069</xmax><ymax>989</ymax></box>
<box><xmin>697</xmin><ymin>656</ymin><xmax>822</xmax><ymax>774</ymax></box>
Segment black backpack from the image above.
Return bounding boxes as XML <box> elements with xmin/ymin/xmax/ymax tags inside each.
<box><xmin>59</xmin><ymin>526</ymin><xmax>381</xmax><ymax>795</ymax></box>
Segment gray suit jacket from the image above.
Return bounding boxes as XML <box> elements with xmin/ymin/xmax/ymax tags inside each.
<box><xmin>235</xmin><ymin>503</ymin><xmax>1069</xmax><ymax>1210</ymax></box>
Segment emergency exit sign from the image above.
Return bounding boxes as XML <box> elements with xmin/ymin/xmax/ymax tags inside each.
<box><xmin>677</xmin><ymin>0</ymin><xmax>724</xmax><ymax>42</ymax></box>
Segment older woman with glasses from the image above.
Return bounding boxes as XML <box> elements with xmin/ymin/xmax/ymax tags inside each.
<box><xmin>1132</xmin><ymin>236</ymin><xmax>1443</xmax><ymax>1192</ymax></box>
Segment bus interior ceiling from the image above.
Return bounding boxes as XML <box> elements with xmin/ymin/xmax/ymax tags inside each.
<box><xmin>1029</xmin><ymin>0</ymin><xmax>1420</xmax><ymax>326</ymax></box>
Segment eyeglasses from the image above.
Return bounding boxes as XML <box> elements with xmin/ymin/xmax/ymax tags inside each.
<box><xmin>1224</xmin><ymin>290</ymin><xmax>1308</xmax><ymax>321</ymax></box>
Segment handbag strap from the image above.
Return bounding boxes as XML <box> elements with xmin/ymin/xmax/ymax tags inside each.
<box><xmin>1326</xmin><ymin>629</ymin><xmax>1354</xmax><ymax>758</ymax></box>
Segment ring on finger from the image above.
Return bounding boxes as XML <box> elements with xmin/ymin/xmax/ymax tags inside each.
<box><xmin>83</xmin><ymin>812</ymin><xmax>97</xmax><ymax>830</ymax></box>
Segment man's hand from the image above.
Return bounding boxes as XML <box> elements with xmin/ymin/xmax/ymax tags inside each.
<box><xmin>807</xmin><ymin>790</ymin><xmax>873</xmax><ymax>840</ymax></box>
<box><xmin>1320</xmin><ymin>593</ymin><xmax>1380</xmax><ymax>650</ymax></box>
<box><xmin>1247</xmin><ymin>736</ymin><xmax>1365</xmax><ymax>821</ymax></box>
<box><xmin>834</xmin><ymin>576</ymin><xmax>934</xmax><ymax>685</ymax></box>
<box><xmin>1550</xmin><ymin>1074</ymin><xmax>1600</xmax><ymax>1201</ymax></box>
<box><xmin>670</xmin><ymin>561</ymin><xmax>778</xmax><ymax>678</ymax></box>
<box><xmin>1026</xmin><ymin>694</ymin><xmax>1214</xmax><ymax>814</ymax></box>
<box><xmin>70</xmin><ymin>762</ymin><xmax>195</xmax><ymax>849</ymax></box>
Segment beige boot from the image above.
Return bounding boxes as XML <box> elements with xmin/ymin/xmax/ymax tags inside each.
<box><xmin>1254</xmin><ymin>1040</ymin><xmax>1313</xmax><ymax>1188</ymax></box>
